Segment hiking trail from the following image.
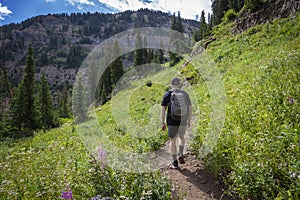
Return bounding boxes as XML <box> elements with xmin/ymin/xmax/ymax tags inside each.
<box><xmin>159</xmin><ymin>124</ymin><xmax>232</xmax><ymax>200</ymax></box>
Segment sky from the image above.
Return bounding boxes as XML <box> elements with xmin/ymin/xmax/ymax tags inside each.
<box><xmin>0</xmin><ymin>0</ymin><xmax>211</xmax><ymax>26</ymax></box>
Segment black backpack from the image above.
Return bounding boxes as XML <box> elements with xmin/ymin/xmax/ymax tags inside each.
<box><xmin>169</xmin><ymin>89</ymin><xmax>189</xmax><ymax>121</ymax></box>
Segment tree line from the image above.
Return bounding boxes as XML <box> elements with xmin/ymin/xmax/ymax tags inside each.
<box><xmin>0</xmin><ymin>45</ymin><xmax>72</xmax><ymax>138</ymax></box>
<box><xmin>0</xmin><ymin>17</ymin><xmax>173</xmax><ymax>136</ymax></box>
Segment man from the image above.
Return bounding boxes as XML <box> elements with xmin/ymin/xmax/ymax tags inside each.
<box><xmin>161</xmin><ymin>77</ymin><xmax>192</xmax><ymax>168</ymax></box>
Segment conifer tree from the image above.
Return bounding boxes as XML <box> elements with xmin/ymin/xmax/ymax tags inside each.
<box><xmin>158</xmin><ymin>40</ymin><xmax>164</xmax><ymax>64</ymax></box>
<box><xmin>211</xmin><ymin>0</ymin><xmax>244</xmax><ymax>26</ymax></box>
<box><xmin>0</xmin><ymin>69</ymin><xmax>4</xmax><ymax>131</ymax></box>
<box><xmin>211</xmin><ymin>0</ymin><xmax>229</xmax><ymax>25</ymax></box>
<box><xmin>200</xmin><ymin>10</ymin><xmax>208</xmax><ymax>40</ymax></box>
<box><xmin>134</xmin><ymin>31</ymin><xmax>144</xmax><ymax>67</ymax></box>
<box><xmin>10</xmin><ymin>44</ymin><xmax>37</xmax><ymax>133</ymax></box>
<box><xmin>23</xmin><ymin>44</ymin><xmax>37</xmax><ymax>129</ymax></box>
<box><xmin>0</xmin><ymin>68</ymin><xmax>12</xmax><ymax>129</ymax></box>
<box><xmin>10</xmin><ymin>83</ymin><xmax>25</xmax><ymax>132</ymax></box>
<box><xmin>143</xmin><ymin>36</ymin><xmax>148</xmax><ymax>64</ymax></box>
<box><xmin>110</xmin><ymin>40</ymin><xmax>123</xmax><ymax>87</ymax></box>
<box><xmin>97</xmin><ymin>64</ymin><xmax>112</xmax><ymax>104</ymax></box>
<box><xmin>58</xmin><ymin>83</ymin><xmax>71</xmax><ymax>118</ymax></box>
<box><xmin>87</xmin><ymin>60</ymin><xmax>98</xmax><ymax>105</ymax></box>
<box><xmin>176</xmin><ymin>12</ymin><xmax>184</xmax><ymax>33</ymax></box>
<box><xmin>96</xmin><ymin>45</ymin><xmax>117</xmax><ymax>105</ymax></box>
<box><xmin>0</xmin><ymin>68</ymin><xmax>12</xmax><ymax>101</ymax></box>
<box><xmin>169</xmin><ymin>12</ymin><xmax>184</xmax><ymax>66</ymax></box>
<box><xmin>229</xmin><ymin>0</ymin><xmax>239</xmax><ymax>12</ymax></box>
<box><xmin>245</xmin><ymin>0</ymin><xmax>261</xmax><ymax>11</ymax></box>
<box><xmin>38</xmin><ymin>72</ymin><xmax>54</xmax><ymax>128</ymax></box>
<box><xmin>72</xmin><ymin>74</ymin><xmax>88</xmax><ymax>122</ymax></box>
<box><xmin>148</xmin><ymin>49</ymin><xmax>154</xmax><ymax>63</ymax></box>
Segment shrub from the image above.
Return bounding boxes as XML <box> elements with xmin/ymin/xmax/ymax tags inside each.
<box><xmin>222</xmin><ymin>9</ymin><xmax>237</xmax><ymax>23</ymax></box>
<box><xmin>145</xmin><ymin>80</ymin><xmax>153</xmax><ymax>87</ymax></box>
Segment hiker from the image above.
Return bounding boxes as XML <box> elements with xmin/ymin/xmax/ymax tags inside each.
<box><xmin>161</xmin><ymin>77</ymin><xmax>192</xmax><ymax>168</ymax></box>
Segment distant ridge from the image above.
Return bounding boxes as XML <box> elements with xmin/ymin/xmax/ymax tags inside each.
<box><xmin>0</xmin><ymin>9</ymin><xmax>199</xmax><ymax>90</ymax></box>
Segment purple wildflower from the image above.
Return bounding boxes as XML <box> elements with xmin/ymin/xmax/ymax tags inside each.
<box><xmin>61</xmin><ymin>189</ymin><xmax>73</xmax><ymax>199</ymax></box>
<box><xmin>288</xmin><ymin>97</ymin><xmax>295</xmax><ymax>105</ymax></box>
<box><xmin>98</xmin><ymin>147</ymin><xmax>106</xmax><ymax>160</ymax></box>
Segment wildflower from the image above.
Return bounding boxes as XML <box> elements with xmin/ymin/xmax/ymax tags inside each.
<box><xmin>61</xmin><ymin>189</ymin><xmax>72</xmax><ymax>199</ymax></box>
<box><xmin>98</xmin><ymin>147</ymin><xmax>106</xmax><ymax>160</ymax></box>
<box><xmin>288</xmin><ymin>97</ymin><xmax>294</xmax><ymax>105</ymax></box>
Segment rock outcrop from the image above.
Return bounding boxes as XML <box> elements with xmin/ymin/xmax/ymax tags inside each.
<box><xmin>233</xmin><ymin>0</ymin><xmax>300</xmax><ymax>34</ymax></box>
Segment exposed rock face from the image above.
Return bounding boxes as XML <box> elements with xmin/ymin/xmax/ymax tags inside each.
<box><xmin>233</xmin><ymin>0</ymin><xmax>300</xmax><ymax>34</ymax></box>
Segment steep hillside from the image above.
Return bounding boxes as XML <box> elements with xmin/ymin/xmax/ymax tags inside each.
<box><xmin>0</xmin><ymin>9</ymin><xmax>199</xmax><ymax>89</ymax></box>
<box><xmin>187</xmin><ymin>10</ymin><xmax>300</xmax><ymax>199</ymax></box>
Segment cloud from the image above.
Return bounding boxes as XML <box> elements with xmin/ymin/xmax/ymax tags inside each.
<box><xmin>99</xmin><ymin>0</ymin><xmax>145</xmax><ymax>11</ymax></box>
<box><xmin>99</xmin><ymin>0</ymin><xmax>211</xmax><ymax>20</ymax></box>
<box><xmin>0</xmin><ymin>3</ymin><xmax>13</xmax><ymax>20</ymax></box>
<box><xmin>67</xmin><ymin>0</ymin><xmax>96</xmax><ymax>6</ymax></box>
<box><xmin>46</xmin><ymin>0</ymin><xmax>56</xmax><ymax>2</ymax></box>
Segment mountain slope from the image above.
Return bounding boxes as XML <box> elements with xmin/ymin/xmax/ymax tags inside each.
<box><xmin>188</xmin><ymin>10</ymin><xmax>300</xmax><ymax>199</ymax></box>
<box><xmin>0</xmin><ymin>9</ymin><xmax>199</xmax><ymax>89</ymax></box>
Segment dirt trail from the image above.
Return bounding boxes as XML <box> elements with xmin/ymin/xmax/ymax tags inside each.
<box><xmin>159</xmin><ymin>126</ymin><xmax>232</xmax><ymax>200</ymax></box>
<box><xmin>163</xmin><ymin>147</ymin><xmax>231</xmax><ymax>200</ymax></box>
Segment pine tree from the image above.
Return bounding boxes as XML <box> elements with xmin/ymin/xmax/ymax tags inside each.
<box><xmin>23</xmin><ymin>44</ymin><xmax>37</xmax><ymax>130</ymax></box>
<box><xmin>199</xmin><ymin>10</ymin><xmax>208</xmax><ymax>40</ymax></box>
<box><xmin>97</xmin><ymin>64</ymin><xmax>112</xmax><ymax>104</ymax></box>
<box><xmin>169</xmin><ymin>12</ymin><xmax>184</xmax><ymax>66</ymax></box>
<box><xmin>0</xmin><ymin>68</ymin><xmax>12</xmax><ymax>130</ymax></box>
<box><xmin>72</xmin><ymin>74</ymin><xmax>88</xmax><ymax>122</ymax></box>
<box><xmin>10</xmin><ymin>83</ymin><xmax>25</xmax><ymax>132</ymax></box>
<box><xmin>176</xmin><ymin>12</ymin><xmax>184</xmax><ymax>33</ymax></box>
<box><xmin>87</xmin><ymin>60</ymin><xmax>98</xmax><ymax>105</ymax></box>
<box><xmin>100</xmin><ymin>85</ymin><xmax>107</xmax><ymax>105</ymax></box>
<box><xmin>143</xmin><ymin>36</ymin><xmax>148</xmax><ymax>64</ymax></box>
<box><xmin>134</xmin><ymin>31</ymin><xmax>144</xmax><ymax>67</ymax></box>
<box><xmin>10</xmin><ymin>44</ymin><xmax>37</xmax><ymax>133</ymax></box>
<box><xmin>245</xmin><ymin>0</ymin><xmax>261</xmax><ymax>11</ymax></box>
<box><xmin>158</xmin><ymin>40</ymin><xmax>164</xmax><ymax>64</ymax></box>
<box><xmin>1</xmin><ymin>68</ymin><xmax>12</xmax><ymax>101</ymax></box>
<box><xmin>148</xmin><ymin>49</ymin><xmax>154</xmax><ymax>63</ymax></box>
<box><xmin>211</xmin><ymin>0</ymin><xmax>229</xmax><ymax>25</ymax></box>
<box><xmin>38</xmin><ymin>72</ymin><xmax>54</xmax><ymax>128</ymax></box>
<box><xmin>58</xmin><ymin>83</ymin><xmax>71</xmax><ymax>118</ymax></box>
<box><xmin>228</xmin><ymin>0</ymin><xmax>244</xmax><ymax>12</ymax></box>
<box><xmin>229</xmin><ymin>0</ymin><xmax>238</xmax><ymax>12</ymax></box>
<box><xmin>110</xmin><ymin>39</ymin><xmax>123</xmax><ymax>87</ymax></box>
<box><xmin>0</xmin><ymin>68</ymin><xmax>4</xmax><ymax>131</ymax></box>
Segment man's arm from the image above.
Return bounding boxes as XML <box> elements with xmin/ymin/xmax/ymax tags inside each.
<box><xmin>161</xmin><ymin>106</ymin><xmax>167</xmax><ymax>130</ymax></box>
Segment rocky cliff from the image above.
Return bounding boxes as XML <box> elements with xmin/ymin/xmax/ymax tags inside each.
<box><xmin>234</xmin><ymin>0</ymin><xmax>300</xmax><ymax>34</ymax></box>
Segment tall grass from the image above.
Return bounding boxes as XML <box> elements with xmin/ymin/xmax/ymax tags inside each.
<box><xmin>190</xmin><ymin>12</ymin><xmax>300</xmax><ymax>199</ymax></box>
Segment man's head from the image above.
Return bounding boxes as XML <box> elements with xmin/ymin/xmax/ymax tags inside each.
<box><xmin>171</xmin><ymin>77</ymin><xmax>180</xmax><ymax>89</ymax></box>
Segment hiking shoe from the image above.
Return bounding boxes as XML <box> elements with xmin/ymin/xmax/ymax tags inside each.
<box><xmin>170</xmin><ymin>160</ymin><xmax>179</xmax><ymax>169</ymax></box>
<box><xmin>178</xmin><ymin>155</ymin><xmax>185</xmax><ymax>164</ymax></box>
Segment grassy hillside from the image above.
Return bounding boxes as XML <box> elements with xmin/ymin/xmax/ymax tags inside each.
<box><xmin>0</xmin><ymin>77</ymin><xmax>174</xmax><ymax>199</ymax></box>
<box><xmin>0</xmin><ymin>11</ymin><xmax>299</xmax><ymax>200</ymax></box>
<box><xmin>190</xmin><ymin>11</ymin><xmax>300</xmax><ymax>199</ymax></box>
<box><xmin>0</xmin><ymin>62</ymin><xmax>194</xmax><ymax>199</ymax></box>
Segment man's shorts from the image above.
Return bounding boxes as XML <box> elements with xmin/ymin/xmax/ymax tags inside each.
<box><xmin>168</xmin><ymin>125</ymin><xmax>186</xmax><ymax>139</ymax></box>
